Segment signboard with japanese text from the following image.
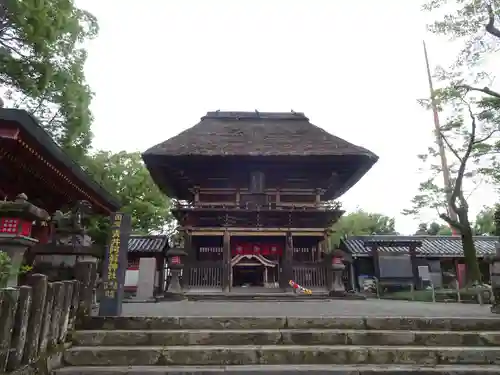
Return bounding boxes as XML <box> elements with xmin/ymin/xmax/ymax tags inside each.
<box><xmin>99</xmin><ymin>212</ymin><xmax>131</xmax><ymax>316</ymax></box>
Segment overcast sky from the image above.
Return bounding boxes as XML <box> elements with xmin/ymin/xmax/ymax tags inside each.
<box><xmin>77</xmin><ymin>0</ymin><xmax>498</xmax><ymax>234</ymax></box>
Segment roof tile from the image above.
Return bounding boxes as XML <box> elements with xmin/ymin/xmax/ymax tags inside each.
<box><xmin>343</xmin><ymin>235</ymin><xmax>497</xmax><ymax>257</ymax></box>
<box><xmin>128</xmin><ymin>235</ymin><xmax>169</xmax><ymax>253</ymax></box>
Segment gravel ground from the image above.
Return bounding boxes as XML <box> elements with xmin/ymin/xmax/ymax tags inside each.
<box><xmin>121</xmin><ymin>299</ymin><xmax>495</xmax><ymax>317</ymax></box>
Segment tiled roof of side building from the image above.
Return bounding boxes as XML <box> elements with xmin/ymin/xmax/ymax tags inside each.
<box><xmin>342</xmin><ymin>235</ymin><xmax>498</xmax><ymax>257</ymax></box>
<box><xmin>128</xmin><ymin>235</ymin><xmax>169</xmax><ymax>253</ymax></box>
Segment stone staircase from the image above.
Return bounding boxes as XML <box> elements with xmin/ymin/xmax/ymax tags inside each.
<box><xmin>54</xmin><ymin>316</ymin><xmax>500</xmax><ymax>374</ymax></box>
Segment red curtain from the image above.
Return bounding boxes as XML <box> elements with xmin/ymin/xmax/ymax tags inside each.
<box><xmin>232</xmin><ymin>242</ymin><xmax>283</xmax><ymax>256</ymax></box>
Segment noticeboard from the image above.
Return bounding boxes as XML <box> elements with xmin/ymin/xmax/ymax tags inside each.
<box><xmin>99</xmin><ymin>212</ymin><xmax>131</xmax><ymax>316</ymax></box>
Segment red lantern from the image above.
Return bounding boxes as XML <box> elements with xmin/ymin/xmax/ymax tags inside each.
<box><xmin>332</xmin><ymin>257</ymin><xmax>342</xmax><ymax>265</ymax></box>
<box><xmin>236</xmin><ymin>245</ymin><xmax>243</xmax><ymax>254</ymax></box>
<box><xmin>261</xmin><ymin>244</ymin><xmax>270</xmax><ymax>255</ymax></box>
<box><xmin>253</xmin><ymin>245</ymin><xmax>260</xmax><ymax>254</ymax></box>
<box><xmin>0</xmin><ymin>218</ymin><xmax>32</xmax><ymax>237</ymax></box>
<box><xmin>171</xmin><ymin>256</ymin><xmax>181</xmax><ymax>265</ymax></box>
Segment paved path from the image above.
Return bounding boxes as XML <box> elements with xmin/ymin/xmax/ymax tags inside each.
<box><xmin>121</xmin><ymin>299</ymin><xmax>494</xmax><ymax>317</ymax></box>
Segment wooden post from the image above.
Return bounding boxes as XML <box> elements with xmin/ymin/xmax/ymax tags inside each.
<box><xmin>58</xmin><ymin>281</ymin><xmax>73</xmax><ymax>343</ymax></box>
<box><xmin>68</xmin><ymin>281</ymin><xmax>81</xmax><ymax>330</ymax></box>
<box><xmin>371</xmin><ymin>245</ymin><xmax>380</xmax><ymax>278</ymax></box>
<box><xmin>158</xmin><ymin>256</ymin><xmax>165</xmax><ymax>295</ymax></box>
<box><xmin>23</xmin><ymin>274</ymin><xmax>47</xmax><ymax>364</ymax></box>
<box><xmin>38</xmin><ymin>282</ymin><xmax>55</xmax><ymax>355</ymax></box>
<box><xmin>0</xmin><ymin>288</ymin><xmax>19</xmax><ymax>371</ymax></box>
<box><xmin>7</xmin><ymin>285</ymin><xmax>31</xmax><ymax>370</ymax></box>
<box><xmin>194</xmin><ymin>186</ymin><xmax>200</xmax><ymax>205</ymax></box>
<box><xmin>324</xmin><ymin>238</ymin><xmax>333</xmax><ymax>291</ymax></box>
<box><xmin>222</xmin><ymin>230</ymin><xmax>231</xmax><ymax>292</ymax></box>
<box><xmin>182</xmin><ymin>231</ymin><xmax>193</xmax><ymax>288</ymax></box>
<box><xmin>284</xmin><ymin>231</ymin><xmax>293</xmax><ymax>286</ymax></box>
<box><xmin>409</xmin><ymin>244</ymin><xmax>419</xmax><ymax>289</ymax></box>
<box><xmin>49</xmin><ymin>281</ymin><xmax>64</xmax><ymax>348</ymax></box>
<box><xmin>75</xmin><ymin>261</ymin><xmax>95</xmax><ymax>318</ymax></box>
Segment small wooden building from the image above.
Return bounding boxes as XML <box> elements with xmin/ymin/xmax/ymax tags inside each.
<box><xmin>143</xmin><ymin>111</ymin><xmax>378</xmax><ymax>292</ymax></box>
<box><xmin>342</xmin><ymin>235</ymin><xmax>497</xmax><ymax>290</ymax></box>
<box><xmin>125</xmin><ymin>235</ymin><xmax>169</xmax><ymax>295</ymax></box>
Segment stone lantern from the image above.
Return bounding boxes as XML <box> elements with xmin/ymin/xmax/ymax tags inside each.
<box><xmin>328</xmin><ymin>249</ymin><xmax>347</xmax><ymax>297</ymax></box>
<box><xmin>166</xmin><ymin>248</ymin><xmax>187</xmax><ymax>294</ymax></box>
<box><xmin>0</xmin><ymin>193</ymin><xmax>49</xmax><ymax>286</ymax></box>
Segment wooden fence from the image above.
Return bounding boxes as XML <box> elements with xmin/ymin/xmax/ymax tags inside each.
<box><xmin>292</xmin><ymin>264</ymin><xmax>327</xmax><ymax>288</ymax></box>
<box><xmin>0</xmin><ymin>260</ymin><xmax>95</xmax><ymax>374</ymax></box>
<box><xmin>187</xmin><ymin>263</ymin><xmax>222</xmax><ymax>288</ymax></box>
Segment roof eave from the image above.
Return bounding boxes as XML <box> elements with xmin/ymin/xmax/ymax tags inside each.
<box><xmin>324</xmin><ymin>153</ymin><xmax>379</xmax><ymax>200</ymax></box>
<box><xmin>0</xmin><ymin>109</ymin><xmax>121</xmax><ymax>212</ymax></box>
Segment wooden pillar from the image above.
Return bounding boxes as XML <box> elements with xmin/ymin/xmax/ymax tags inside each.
<box><xmin>316</xmin><ymin>242</ymin><xmax>322</xmax><ymax>263</ymax></box>
<box><xmin>315</xmin><ymin>188</ymin><xmax>321</xmax><ymax>206</ymax></box>
<box><xmin>194</xmin><ymin>186</ymin><xmax>200</xmax><ymax>206</ymax></box>
<box><xmin>222</xmin><ymin>230</ymin><xmax>231</xmax><ymax>292</ymax></box>
<box><xmin>324</xmin><ymin>236</ymin><xmax>333</xmax><ymax>289</ymax></box>
<box><xmin>349</xmin><ymin>262</ymin><xmax>356</xmax><ymax>291</ymax></box>
<box><xmin>157</xmin><ymin>255</ymin><xmax>164</xmax><ymax>295</ymax></box>
<box><xmin>371</xmin><ymin>245</ymin><xmax>380</xmax><ymax>280</ymax></box>
<box><xmin>182</xmin><ymin>231</ymin><xmax>193</xmax><ymax>288</ymax></box>
<box><xmin>281</xmin><ymin>231</ymin><xmax>293</xmax><ymax>288</ymax></box>
<box><xmin>409</xmin><ymin>244</ymin><xmax>419</xmax><ymax>289</ymax></box>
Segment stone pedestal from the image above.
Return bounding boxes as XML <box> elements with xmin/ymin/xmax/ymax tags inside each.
<box><xmin>136</xmin><ymin>257</ymin><xmax>156</xmax><ymax>300</ymax></box>
<box><xmin>329</xmin><ymin>261</ymin><xmax>347</xmax><ymax>297</ymax></box>
<box><xmin>0</xmin><ymin>236</ymin><xmax>38</xmax><ymax>286</ymax></box>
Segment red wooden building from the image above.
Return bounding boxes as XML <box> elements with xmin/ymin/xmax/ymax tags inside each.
<box><xmin>143</xmin><ymin>111</ymin><xmax>378</xmax><ymax>292</ymax></box>
<box><xmin>0</xmin><ymin>108</ymin><xmax>120</xmax><ymax>216</ymax></box>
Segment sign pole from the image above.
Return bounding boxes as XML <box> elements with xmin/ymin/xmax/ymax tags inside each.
<box><xmin>99</xmin><ymin>212</ymin><xmax>131</xmax><ymax>316</ymax></box>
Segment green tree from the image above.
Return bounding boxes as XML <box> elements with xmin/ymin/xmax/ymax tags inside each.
<box><xmin>415</xmin><ymin>222</ymin><xmax>452</xmax><ymax>235</ymax></box>
<box><xmin>330</xmin><ymin>209</ymin><xmax>397</xmax><ymax>247</ymax></box>
<box><xmin>403</xmin><ymin>90</ymin><xmax>497</xmax><ymax>284</ymax></box>
<box><xmin>84</xmin><ymin>151</ymin><xmax>173</xmax><ymax>244</ymax></box>
<box><xmin>474</xmin><ymin>205</ymin><xmax>500</xmax><ymax>235</ymax></box>
<box><xmin>419</xmin><ymin>0</ymin><xmax>500</xmax><ymax>284</ymax></box>
<box><xmin>0</xmin><ymin>0</ymin><xmax>99</xmax><ymax>160</ymax></box>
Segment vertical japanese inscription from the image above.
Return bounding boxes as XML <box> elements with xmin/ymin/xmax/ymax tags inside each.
<box><xmin>99</xmin><ymin>212</ymin><xmax>131</xmax><ymax>316</ymax></box>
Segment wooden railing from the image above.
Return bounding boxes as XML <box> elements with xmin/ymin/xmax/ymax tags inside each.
<box><xmin>187</xmin><ymin>262</ymin><xmax>222</xmax><ymax>288</ymax></box>
<box><xmin>0</xmin><ymin>261</ymin><xmax>95</xmax><ymax>373</ymax></box>
<box><xmin>292</xmin><ymin>264</ymin><xmax>327</xmax><ymax>288</ymax></box>
<box><xmin>174</xmin><ymin>201</ymin><xmax>340</xmax><ymax>211</ymax></box>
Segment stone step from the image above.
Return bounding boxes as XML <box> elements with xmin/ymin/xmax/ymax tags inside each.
<box><xmin>80</xmin><ymin>316</ymin><xmax>500</xmax><ymax>331</ymax></box>
<box><xmin>53</xmin><ymin>364</ymin><xmax>500</xmax><ymax>375</ymax></box>
<box><xmin>71</xmin><ymin>329</ymin><xmax>500</xmax><ymax>347</ymax></box>
<box><xmin>62</xmin><ymin>345</ymin><xmax>500</xmax><ymax>366</ymax></box>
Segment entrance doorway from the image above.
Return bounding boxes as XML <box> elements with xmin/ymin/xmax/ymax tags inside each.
<box><xmin>232</xmin><ymin>265</ymin><xmax>264</xmax><ymax>287</ymax></box>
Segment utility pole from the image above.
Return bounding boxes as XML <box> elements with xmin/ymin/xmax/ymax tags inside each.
<box><xmin>423</xmin><ymin>40</ymin><xmax>459</xmax><ymax>232</ymax></box>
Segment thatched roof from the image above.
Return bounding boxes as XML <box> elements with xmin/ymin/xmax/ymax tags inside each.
<box><xmin>143</xmin><ymin>111</ymin><xmax>378</xmax><ymax>158</ymax></box>
<box><xmin>142</xmin><ymin>111</ymin><xmax>378</xmax><ymax>200</ymax></box>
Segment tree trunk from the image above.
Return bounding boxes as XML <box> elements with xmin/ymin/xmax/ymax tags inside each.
<box><xmin>460</xmin><ymin>225</ymin><xmax>482</xmax><ymax>285</ymax></box>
